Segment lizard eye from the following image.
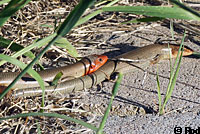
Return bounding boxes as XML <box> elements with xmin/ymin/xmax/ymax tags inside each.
<box><xmin>98</xmin><ymin>58</ymin><xmax>103</xmax><ymax>62</ymax></box>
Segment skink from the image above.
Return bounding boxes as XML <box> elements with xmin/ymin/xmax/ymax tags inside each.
<box><xmin>13</xmin><ymin>44</ymin><xmax>193</xmax><ymax>97</ymax></box>
<box><xmin>0</xmin><ymin>55</ymin><xmax>108</xmax><ymax>91</ymax></box>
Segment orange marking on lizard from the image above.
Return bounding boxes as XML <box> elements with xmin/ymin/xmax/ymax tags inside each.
<box><xmin>87</xmin><ymin>55</ymin><xmax>108</xmax><ymax>75</ymax></box>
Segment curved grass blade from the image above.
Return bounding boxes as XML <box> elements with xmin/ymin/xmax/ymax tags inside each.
<box><xmin>0</xmin><ymin>112</ymin><xmax>98</xmax><ymax>131</ymax></box>
<box><xmin>36</xmin><ymin>121</ymin><xmax>41</xmax><ymax>134</ymax></box>
<box><xmin>102</xmin><ymin>6</ymin><xmax>200</xmax><ymax>21</ymax></box>
<box><xmin>56</xmin><ymin>0</ymin><xmax>95</xmax><ymax>37</ymax></box>
<box><xmin>0</xmin><ymin>34</ymin><xmax>56</xmax><ymax>66</ymax></box>
<box><xmin>0</xmin><ymin>36</ymin><xmax>44</xmax><ymax>69</ymax></box>
<box><xmin>75</xmin><ymin>10</ymin><xmax>102</xmax><ymax>27</ymax></box>
<box><xmin>162</xmin><ymin>46</ymin><xmax>184</xmax><ymax>111</ymax></box>
<box><xmin>75</xmin><ymin>0</ymin><xmax>120</xmax><ymax>27</ymax></box>
<box><xmin>122</xmin><ymin>17</ymin><xmax>164</xmax><ymax>24</ymax></box>
<box><xmin>156</xmin><ymin>68</ymin><xmax>162</xmax><ymax>114</ymax></box>
<box><xmin>55</xmin><ymin>37</ymin><xmax>80</xmax><ymax>57</ymax></box>
<box><xmin>51</xmin><ymin>72</ymin><xmax>63</xmax><ymax>86</ymax></box>
<box><xmin>169</xmin><ymin>0</ymin><xmax>200</xmax><ymax>18</ymax></box>
<box><xmin>0</xmin><ymin>0</ymin><xmax>11</xmax><ymax>5</ymax></box>
<box><xmin>97</xmin><ymin>73</ymin><xmax>123</xmax><ymax>134</ymax></box>
<box><xmin>160</xmin><ymin>32</ymin><xmax>186</xmax><ymax>114</ymax></box>
<box><xmin>0</xmin><ymin>0</ymin><xmax>31</xmax><ymax>26</ymax></box>
<box><xmin>0</xmin><ymin>54</ymin><xmax>44</xmax><ymax>90</ymax></box>
<box><xmin>170</xmin><ymin>20</ymin><xmax>175</xmax><ymax>40</ymax></box>
<box><xmin>0</xmin><ymin>36</ymin><xmax>32</xmax><ymax>57</ymax></box>
<box><xmin>192</xmin><ymin>52</ymin><xmax>200</xmax><ymax>58</ymax></box>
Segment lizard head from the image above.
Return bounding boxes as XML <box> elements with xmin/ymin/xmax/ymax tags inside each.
<box><xmin>170</xmin><ymin>45</ymin><xmax>193</xmax><ymax>58</ymax></box>
<box><xmin>161</xmin><ymin>44</ymin><xmax>193</xmax><ymax>59</ymax></box>
<box><xmin>86</xmin><ymin>54</ymin><xmax>108</xmax><ymax>74</ymax></box>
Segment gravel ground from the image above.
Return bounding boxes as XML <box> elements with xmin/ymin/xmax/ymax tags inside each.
<box><xmin>101</xmin><ymin>113</ymin><xmax>200</xmax><ymax>134</ymax></box>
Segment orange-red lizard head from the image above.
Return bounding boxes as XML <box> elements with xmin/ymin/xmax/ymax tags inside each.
<box><xmin>87</xmin><ymin>55</ymin><xmax>108</xmax><ymax>74</ymax></box>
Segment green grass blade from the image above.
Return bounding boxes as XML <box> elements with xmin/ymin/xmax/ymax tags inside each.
<box><xmin>51</xmin><ymin>72</ymin><xmax>63</xmax><ymax>86</ymax></box>
<box><xmin>156</xmin><ymin>67</ymin><xmax>162</xmax><ymax>115</ymax></box>
<box><xmin>97</xmin><ymin>73</ymin><xmax>123</xmax><ymax>134</ymax></box>
<box><xmin>0</xmin><ymin>36</ymin><xmax>44</xmax><ymax>69</ymax></box>
<box><xmin>102</xmin><ymin>6</ymin><xmax>200</xmax><ymax>21</ymax></box>
<box><xmin>0</xmin><ymin>36</ymin><xmax>34</xmax><ymax>57</ymax></box>
<box><xmin>0</xmin><ymin>54</ymin><xmax>44</xmax><ymax>90</ymax></box>
<box><xmin>75</xmin><ymin>0</ymin><xmax>120</xmax><ymax>27</ymax></box>
<box><xmin>171</xmin><ymin>32</ymin><xmax>186</xmax><ymax>85</ymax></box>
<box><xmin>192</xmin><ymin>52</ymin><xmax>200</xmax><ymax>58</ymax></box>
<box><xmin>170</xmin><ymin>20</ymin><xmax>174</xmax><ymax>39</ymax></box>
<box><xmin>55</xmin><ymin>37</ymin><xmax>80</xmax><ymax>57</ymax></box>
<box><xmin>0</xmin><ymin>0</ymin><xmax>31</xmax><ymax>26</ymax></box>
<box><xmin>162</xmin><ymin>47</ymin><xmax>184</xmax><ymax>108</ymax></box>
<box><xmin>111</xmin><ymin>73</ymin><xmax>123</xmax><ymax>96</ymax></box>
<box><xmin>161</xmin><ymin>32</ymin><xmax>186</xmax><ymax>113</ymax></box>
<box><xmin>57</xmin><ymin>0</ymin><xmax>95</xmax><ymax>37</ymax></box>
<box><xmin>75</xmin><ymin>9</ymin><xmax>103</xmax><ymax>27</ymax></box>
<box><xmin>169</xmin><ymin>0</ymin><xmax>200</xmax><ymax>17</ymax></box>
<box><xmin>0</xmin><ymin>0</ymin><xmax>11</xmax><ymax>5</ymax></box>
<box><xmin>165</xmin><ymin>35</ymin><xmax>185</xmax><ymax>96</ymax></box>
<box><xmin>167</xmin><ymin>43</ymin><xmax>173</xmax><ymax>95</ymax></box>
<box><xmin>36</xmin><ymin>121</ymin><xmax>41</xmax><ymax>134</ymax></box>
<box><xmin>122</xmin><ymin>17</ymin><xmax>164</xmax><ymax>24</ymax></box>
<box><xmin>0</xmin><ymin>33</ymin><xmax>57</xmax><ymax>66</ymax></box>
<box><xmin>169</xmin><ymin>43</ymin><xmax>173</xmax><ymax>77</ymax></box>
<box><xmin>104</xmin><ymin>0</ymin><xmax>119</xmax><ymax>7</ymax></box>
<box><xmin>0</xmin><ymin>112</ymin><xmax>98</xmax><ymax>131</ymax></box>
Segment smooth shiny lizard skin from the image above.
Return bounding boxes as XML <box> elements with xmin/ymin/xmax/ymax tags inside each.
<box><xmin>0</xmin><ymin>55</ymin><xmax>108</xmax><ymax>92</ymax></box>
<box><xmin>13</xmin><ymin>44</ymin><xmax>194</xmax><ymax>97</ymax></box>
